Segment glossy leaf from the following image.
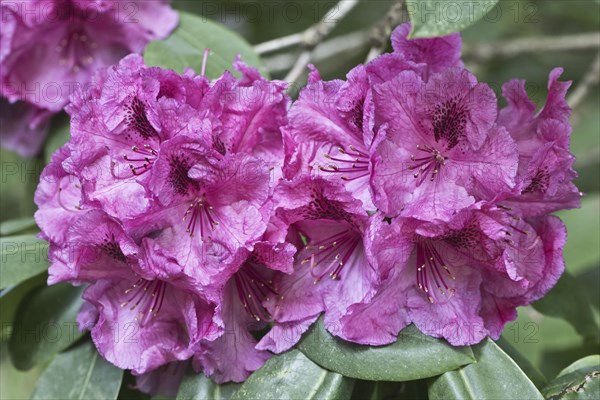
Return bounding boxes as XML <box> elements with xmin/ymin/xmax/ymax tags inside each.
<box><xmin>0</xmin><ymin>234</ymin><xmax>49</xmax><ymax>290</ymax></box>
<box><xmin>231</xmin><ymin>350</ymin><xmax>354</xmax><ymax>400</ymax></box>
<box><xmin>533</xmin><ymin>272</ymin><xmax>599</xmax><ymax>340</ymax></box>
<box><xmin>407</xmin><ymin>0</ymin><xmax>499</xmax><ymax>38</ymax></box>
<box><xmin>177</xmin><ymin>372</ymin><xmax>240</xmax><ymax>400</ymax></box>
<box><xmin>298</xmin><ymin>319</ymin><xmax>475</xmax><ymax>381</ymax></box>
<box><xmin>428</xmin><ymin>338</ymin><xmax>543</xmax><ymax>400</ymax></box>
<box><xmin>542</xmin><ymin>355</ymin><xmax>600</xmax><ymax>400</ymax></box>
<box><xmin>144</xmin><ymin>11</ymin><xmax>267</xmax><ymax>79</ymax></box>
<box><xmin>496</xmin><ymin>336</ymin><xmax>547</xmax><ymax>389</ymax></box>
<box><xmin>0</xmin><ymin>273</ymin><xmax>46</xmax><ymax>342</ymax></box>
<box><xmin>9</xmin><ymin>283</ymin><xmax>84</xmax><ymax>370</ymax></box>
<box><xmin>32</xmin><ymin>340</ymin><xmax>123</xmax><ymax>400</ymax></box>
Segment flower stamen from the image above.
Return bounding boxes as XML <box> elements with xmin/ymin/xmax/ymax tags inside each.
<box><xmin>415</xmin><ymin>239</ymin><xmax>455</xmax><ymax>303</ymax></box>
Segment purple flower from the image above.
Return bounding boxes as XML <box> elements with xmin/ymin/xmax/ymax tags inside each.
<box><xmin>34</xmin><ymin>144</ymin><xmax>86</xmax><ymax>245</ymax></box>
<box><xmin>341</xmin><ymin>205</ymin><xmax>566</xmax><ymax>346</ymax></box>
<box><xmin>204</xmin><ymin>57</ymin><xmax>289</xmax><ymax>171</ymax></box>
<box><xmin>0</xmin><ymin>0</ymin><xmax>178</xmax><ymax>156</ymax></box>
<box><xmin>366</xmin><ymin>23</ymin><xmax>462</xmax><ymax>85</ymax></box>
<box><xmin>283</xmin><ymin>65</ymin><xmax>378</xmax><ymax>210</ymax></box>
<box><xmin>256</xmin><ymin>176</ymin><xmax>379</xmax><ymax>351</ymax></box>
<box><xmin>134</xmin><ymin>137</ymin><xmax>273</xmax><ymax>302</ymax></box>
<box><xmin>497</xmin><ymin>69</ymin><xmax>581</xmax><ymax>216</ymax></box>
<box><xmin>370</xmin><ymin>67</ymin><xmax>517</xmax><ymax>221</ymax></box>
<box><xmin>51</xmin><ymin>210</ymin><xmax>221</xmax><ymax>374</ymax></box>
<box><xmin>0</xmin><ymin>98</ymin><xmax>53</xmax><ymax>157</ymax></box>
<box><xmin>34</xmin><ymin>53</ymin><xmax>290</xmax><ymax>380</ymax></box>
<box><xmin>84</xmin><ymin>275</ymin><xmax>218</xmax><ymax>374</ymax></box>
<box><xmin>192</xmin><ymin>241</ymin><xmax>295</xmax><ymax>383</ymax></box>
<box><xmin>66</xmin><ymin>54</ymin><xmax>208</xmax><ymax>221</ymax></box>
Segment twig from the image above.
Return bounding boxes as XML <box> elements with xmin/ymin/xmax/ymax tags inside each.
<box><xmin>264</xmin><ymin>30</ymin><xmax>371</xmax><ymax>74</ymax></box>
<box><xmin>463</xmin><ymin>32</ymin><xmax>600</xmax><ymax>61</ymax></box>
<box><xmin>568</xmin><ymin>51</ymin><xmax>600</xmax><ymax>110</ymax></box>
<box><xmin>284</xmin><ymin>0</ymin><xmax>360</xmax><ymax>83</ymax></box>
<box><xmin>254</xmin><ymin>33</ymin><xmax>303</xmax><ymax>55</ymax></box>
<box><xmin>365</xmin><ymin>0</ymin><xmax>406</xmax><ymax>63</ymax></box>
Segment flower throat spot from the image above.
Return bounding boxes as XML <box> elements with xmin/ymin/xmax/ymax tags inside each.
<box><xmin>126</xmin><ymin>97</ymin><xmax>159</xmax><ymax>140</ymax></box>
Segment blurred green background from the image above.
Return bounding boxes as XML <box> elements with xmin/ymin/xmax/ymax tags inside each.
<box><xmin>1</xmin><ymin>0</ymin><xmax>598</xmax><ymax>398</ymax></box>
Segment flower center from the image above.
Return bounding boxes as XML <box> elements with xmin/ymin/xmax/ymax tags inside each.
<box><xmin>56</xmin><ymin>29</ymin><xmax>97</xmax><ymax>73</ymax></box>
<box><xmin>97</xmin><ymin>233</ymin><xmax>127</xmax><ymax>263</ymax></box>
<box><xmin>522</xmin><ymin>167</ymin><xmax>550</xmax><ymax>194</ymax></box>
<box><xmin>319</xmin><ymin>145</ymin><xmax>370</xmax><ymax>182</ymax></box>
<box><xmin>123</xmin><ymin>144</ymin><xmax>158</xmax><ymax>176</ymax></box>
<box><xmin>168</xmin><ymin>154</ymin><xmax>198</xmax><ymax>195</ymax></box>
<box><xmin>301</xmin><ymin>228</ymin><xmax>362</xmax><ymax>282</ymax></box>
<box><xmin>234</xmin><ymin>260</ymin><xmax>278</xmax><ymax>322</ymax></box>
<box><xmin>121</xmin><ymin>279</ymin><xmax>167</xmax><ymax>325</ymax></box>
<box><xmin>183</xmin><ymin>198</ymin><xmax>219</xmax><ymax>240</ymax></box>
<box><xmin>408</xmin><ymin>144</ymin><xmax>448</xmax><ymax>185</ymax></box>
<box><xmin>415</xmin><ymin>239</ymin><xmax>455</xmax><ymax>303</ymax></box>
<box><xmin>351</xmin><ymin>97</ymin><xmax>365</xmax><ymax>132</ymax></box>
<box><xmin>497</xmin><ymin>205</ymin><xmax>530</xmax><ymax>246</ymax></box>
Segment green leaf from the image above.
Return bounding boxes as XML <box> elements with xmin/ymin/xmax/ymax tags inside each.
<box><xmin>496</xmin><ymin>336</ymin><xmax>547</xmax><ymax>389</ymax></box>
<box><xmin>0</xmin><ymin>235</ymin><xmax>49</xmax><ymax>290</ymax></box>
<box><xmin>0</xmin><ymin>217</ymin><xmax>37</xmax><ymax>236</ymax></box>
<box><xmin>231</xmin><ymin>350</ymin><xmax>354</xmax><ymax>400</ymax></box>
<box><xmin>298</xmin><ymin>318</ymin><xmax>475</xmax><ymax>381</ymax></box>
<box><xmin>32</xmin><ymin>340</ymin><xmax>123</xmax><ymax>400</ymax></box>
<box><xmin>532</xmin><ymin>272</ymin><xmax>599</xmax><ymax>340</ymax></box>
<box><xmin>0</xmin><ymin>273</ymin><xmax>46</xmax><ymax>342</ymax></box>
<box><xmin>144</xmin><ymin>11</ymin><xmax>267</xmax><ymax>79</ymax></box>
<box><xmin>0</xmin><ymin>149</ymin><xmax>42</xmax><ymax>221</ymax></box>
<box><xmin>557</xmin><ymin>195</ymin><xmax>600</xmax><ymax>275</ymax></box>
<box><xmin>177</xmin><ymin>371</ymin><xmax>240</xmax><ymax>400</ymax></box>
<box><xmin>428</xmin><ymin>338</ymin><xmax>543</xmax><ymax>400</ymax></box>
<box><xmin>407</xmin><ymin>0</ymin><xmax>499</xmax><ymax>38</ymax></box>
<box><xmin>1</xmin><ymin>342</ymin><xmax>48</xmax><ymax>400</ymax></box>
<box><xmin>9</xmin><ymin>283</ymin><xmax>84</xmax><ymax>370</ymax></box>
<box><xmin>542</xmin><ymin>355</ymin><xmax>600</xmax><ymax>400</ymax></box>
<box><xmin>44</xmin><ymin>112</ymin><xmax>71</xmax><ymax>164</ymax></box>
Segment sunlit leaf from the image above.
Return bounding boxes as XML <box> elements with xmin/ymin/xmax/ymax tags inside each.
<box><xmin>407</xmin><ymin>0</ymin><xmax>500</xmax><ymax>38</ymax></box>
<box><xmin>144</xmin><ymin>11</ymin><xmax>266</xmax><ymax>79</ymax></box>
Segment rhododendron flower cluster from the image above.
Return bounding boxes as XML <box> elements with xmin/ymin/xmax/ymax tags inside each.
<box><xmin>0</xmin><ymin>0</ymin><xmax>178</xmax><ymax>156</ymax></box>
<box><xmin>35</xmin><ymin>23</ymin><xmax>580</xmax><ymax>392</ymax></box>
